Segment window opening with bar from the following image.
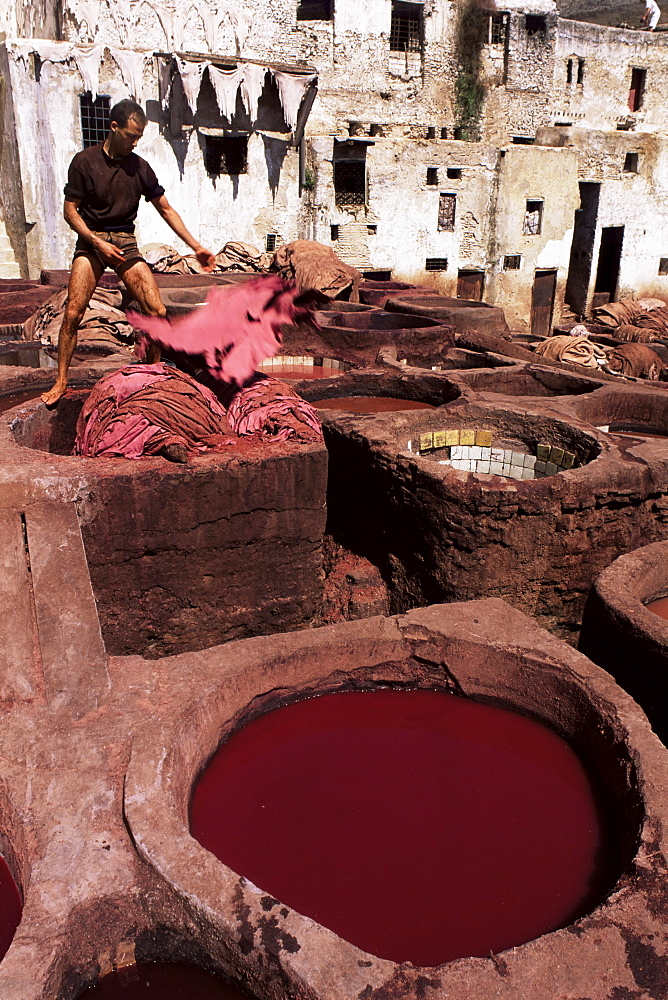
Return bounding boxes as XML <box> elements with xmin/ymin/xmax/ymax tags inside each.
<box><xmin>334</xmin><ymin>161</ymin><xmax>366</xmax><ymax>206</ymax></box>
<box><xmin>79</xmin><ymin>93</ymin><xmax>111</xmax><ymax>148</ymax></box>
<box><xmin>390</xmin><ymin>2</ymin><xmax>423</xmax><ymax>52</ymax></box>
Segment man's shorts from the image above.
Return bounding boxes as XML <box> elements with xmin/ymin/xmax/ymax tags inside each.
<box><xmin>73</xmin><ymin>230</ymin><xmax>145</xmax><ymax>272</ymax></box>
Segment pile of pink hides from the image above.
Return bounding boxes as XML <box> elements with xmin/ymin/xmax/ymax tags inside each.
<box><xmin>74</xmin><ymin>363</ymin><xmax>235</xmax><ymax>458</ymax></box>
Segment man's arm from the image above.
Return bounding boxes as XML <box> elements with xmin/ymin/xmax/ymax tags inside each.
<box><xmin>150</xmin><ymin>194</ymin><xmax>216</xmax><ymax>271</ymax></box>
<box><xmin>63</xmin><ymin>198</ymin><xmax>126</xmax><ymax>267</ymax></box>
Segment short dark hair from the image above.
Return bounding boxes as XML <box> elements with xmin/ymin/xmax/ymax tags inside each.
<box><xmin>109</xmin><ymin>100</ymin><xmax>146</xmax><ymax>129</ymax></box>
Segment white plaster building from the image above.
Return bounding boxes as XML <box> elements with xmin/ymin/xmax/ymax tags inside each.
<box><xmin>0</xmin><ymin>0</ymin><xmax>667</xmax><ymax>332</ymax></box>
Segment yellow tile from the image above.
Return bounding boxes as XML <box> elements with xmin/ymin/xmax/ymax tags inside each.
<box><xmin>420</xmin><ymin>432</ymin><xmax>434</xmax><ymax>451</ymax></box>
<box><xmin>476</xmin><ymin>429</ymin><xmax>493</xmax><ymax>447</ymax></box>
<box><xmin>433</xmin><ymin>430</ymin><xmax>447</xmax><ymax>449</ymax></box>
<box><xmin>445</xmin><ymin>429</ymin><xmax>460</xmax><ymax>447</ymax></box>
<box><xmin>460</xmin><ymin>428</ymin><xmax>475</xmax><ymax>446</ymax></box>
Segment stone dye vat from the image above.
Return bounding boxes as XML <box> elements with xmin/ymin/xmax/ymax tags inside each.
<box><xmin>317</xmin><ymin>309</ymin><xmax>455</xmax><ymax>356</ymax></box>
<box><xmin>572</xmin><ymin>383</ymin><xmax>668</xmax><ymax>439</ymax></box>
<box><xmin>580</xmin><ymin>540</ymin><xmax>668</xmax><ymax>746</ymax></box>
<box><xmin>3</xmin><ymin>394</ymin><xmax>327</xmax><ymax>659</ymax></box>
<box><xmin>77</xmin><ymin>962</ymin><xmax>253</xmax><ymax>999</ymax></box>
<box><xmin>124</xmin><ymin>601</ymin><xmax>668</xmax><ymax>1000</ymax></box>
<box><xmin>298</xmin><ymin>368</ymin><xmax>461</xmax><ymax>411</ymax></box>
<box><xmin>190</xmin><ymin>687</ymin><xmax>613</xmax><ymax>966</ymax></box>
<box><xmin>321</xmin><ymin>396</ymin><xmax>668</xmax><ymax>637</ymax></box>
<box><xmin>384</xmin><ymin>295</ymin><xmax>509</xmax><ymax>337</ymax></box>
<box><xmin>456</xmin><ymin>365</ymin><xmax>605</xmax><ymax>397</ymax></box>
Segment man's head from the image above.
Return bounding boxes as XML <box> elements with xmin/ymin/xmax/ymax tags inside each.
<box><xmin>107</xmin><ymin>100</ymin><xmax>147</xmax><ymax>157</ymax></box>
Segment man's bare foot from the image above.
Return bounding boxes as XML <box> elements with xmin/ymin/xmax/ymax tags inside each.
<box><xmin>41</xmin><ymin>382</ymin><xmax>68</xmax><ymax>406</ymax></box>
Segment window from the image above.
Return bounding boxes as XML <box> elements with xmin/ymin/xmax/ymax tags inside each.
<box><xmin>334</xmin><ymin>161</ymin><xmax>366</xmax><ymax>206</ymax></box>
<box><xmin>629</xmin><ymin>68</ymin><xmax>646</xmax><ymax>112</ymax></box>
<box><xmin>390</xmin><ymin>1</ymin><xmax>423</xmax><ymax>53</ymax></box>
<box><xmin>623</xmin><ymin>152</ymin><xmax>639</xmax><ymax>173</ymax></box>
<box><xmin>489</xmin><ymin>12</ymin><xmax>508</xmax><ymax>46</ymax></box>
<box><xmin>204</xmin><ymin>135</ymin><xmax>248</xmax><ymax>176</ymax></box>
<box><xmin>504</xmin><ymin>254</ymin><xmax>522</xmax><ymax>270</ymax></box>
<box><xmin>79</xmin><ymin>93</ymin><xmax>110</xmax><ymax>148</ymax></box>
<box><xmin>426</xmin><ymin>258</ymin><xmax>448</xmax><ymax>271</ymax></box>
<box><xmin>566</xmin><ymin>59</ymin><xmax>573</xmax><ymax>84</ymax></box>
<box><xmin>659</xmin><ymin>258</ymin><xmax>668</xmax><ymax>275</ymax></box>
<box><xmin>438</xmin><ymin>193</ymin><xmax>456</xmax><ymax>231</ymax></box>
<box><xmin>426</xmin><ymin>167</ymin><xmax>438</xmax><ymax>185</ymax></box>
<box><xmin>577</xmin><ymin>58</ymin><xmax>585</xmax><ymax>84</ymax></box>
<box><xmin>265</xmin><ymin>234</ymin><xmax>278</xmax><ymax>252</ymax></box>
<box><xmin>447</xmin><ymin>168</ymin><xmax>462</xmax><ymax>179</ymax></box>
<box><xmin>525</xmin><ymin>14</ymin><xmax>546</xmax><ymax>37</ymax></box>
<box><xmin>523</xmin><ymin>200</ymin><xmax>543</xmax><ymax>236</ymax></box>
<box><xmin>330</xmin><ymin>224</ymin><xmax>339</xmax><ymax>241</ymax></box>
<box><xmin>296</xmin><ymin>0</ymin><xmax>332</xmax><ymax>20</ymax></box>
<box><xmin>367</xmin><ymin>224</ymin><xmax>378</xmax><ymax>234</ymax></box>
<box><xmin>427</xmin><ymin>126</ymin><xmax>436</xmax><ymax>139</ymax></box>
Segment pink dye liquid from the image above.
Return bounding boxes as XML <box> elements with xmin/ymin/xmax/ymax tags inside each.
<box><xmin>269</xmin><ymin>365</ymin><xmax>342</xmax><ymax>379</ymax></box>
<box><xmin>0</xmin><ymin>854</ymin><xmax>22</xmax><ymax>960</ymax></box>
<box><xmin>78</xmin><ymin>962</ymin><xmax>253</xmax><ymax>999</ymax></box>
<box><xmin>190</xmin><ymin>689</ymin><xmax>612</xmax><ymax>967</ymax></box>
<box><xmin>315</xmin><ymin>396</ymin><xmax>435</xmax><ymax>413</ymax></box>
<box><xmin>646</xmin><ymin>596</ymin><xmax>668</xmax><ymax>620</ymax></box>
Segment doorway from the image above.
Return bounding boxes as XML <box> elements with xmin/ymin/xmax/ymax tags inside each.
<box><xmin>564</xmin><ymin>182</ymin><xmax>600</xmax><ymax>317</ymax></box>
<box><xmin>594</xmin><ymin>226</ymin><xmax>624</xmax><ymax>304</ymax></box>
<box><xmin>531</xmin><ymin>269</ymin><xmax>557</xmax><ymax>337</ymax></box>
<box><xmin>457</xmin><ymin>269</ymin><xmax>485</xmax><ymax>300</ymax></box>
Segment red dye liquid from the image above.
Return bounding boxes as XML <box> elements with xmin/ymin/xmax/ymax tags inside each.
<box><xmin>0</xmin><ymin>854</ymin><xmax>22</xmax><ymax>960</ymax></box>
<box><xmin>315</xmin><ymin>396</ymin><xmax>435</xmax><ymax>412</ymax></box>
<box><xmin>77</xmin><ymin>962</ymin><xmax>253</xmax><ymax>999</ymax></box>
<box><xmin>190</xmin><ymin>690</ymin><xmax>611</xmax><ymax>967</ymax></box>
<box><xmin>646</xmin><ymin>596</ymin><xmax>668</xmax><ymax>620</ymax></box>
<box><xmin>268</xmin><ymin>365</ymin><xmax>342</xmax><ymax>379</ymax></box>
<box><xmin>0</xmin><ymin>390</ymin><xmax>43</xmax><ymax>413</ymax></box>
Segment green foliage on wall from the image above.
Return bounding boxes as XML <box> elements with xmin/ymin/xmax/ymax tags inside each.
<box><xmin>454</xmin><ymin>0</ymin><xmax>488</xmax><ymax>140</ymax></box>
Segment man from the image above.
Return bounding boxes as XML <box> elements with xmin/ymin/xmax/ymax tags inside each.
<box><xmin>41</xmin><ymin>99</ymin><xmax>216</xmax><ymax>405</ymax></box>
<box><xmin>640</xmin><ymin>0</ymin><xmax>661</xmax><ymax>30</ymax></box>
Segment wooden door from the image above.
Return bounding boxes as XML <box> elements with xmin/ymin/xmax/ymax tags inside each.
<box><xmin>531</xmin><ymin>269</ymin><xmax>557</xmax><ymax>338</ymax></box>
<box><xmin>457</xmin><ymin>269</ymin><xmax>484</xmax><ymax>300</ymax></box>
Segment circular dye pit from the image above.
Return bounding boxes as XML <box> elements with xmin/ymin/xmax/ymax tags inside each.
<box><xmin>0</xmin><ymin>854</ymin><xmax>22</xmax><ymax>960</ymax></box>
<box><xmin>646</xmin><ymin>595</ymin><xmax>668</xmax><ymax>620</ymax></box>
<box><xmin>77</xmin><ymin>962</ymin><xmax>252</xmax><ymax>999</ymax></box>
<box><xmin>190</xmin><ymin>689</ymin><xmax>613</xmax><ymax>967</ymax></box>
<box><xmin>315</xmin><ymin>396</ymin><xmax>436</xmax><ymax>412</ymax></box>
<box><xmin>608</xmin><ymin>424</ymin><xmax>668</xmax><ymax>439</ymax></box>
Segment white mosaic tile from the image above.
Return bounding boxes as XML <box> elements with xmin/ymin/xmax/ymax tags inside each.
<box><xmin>489</xmin><ymin>461</ymin><xmax>503</xmax><ymax>475</ymax></box>
<box><xmin>451</xmin><ymin>446</ymin><xmax>463</xmax><ymax>460</ymax></box>
<box><xmin>480</xmin><ymin>447</ymin><xmax>492</xmax><ymax>461</ymax></box>
<box><xmin>511</xmin><ymin>451</ymin><xmax>524</xmax><ymax>467</ymax></box>
<box><xmin>491</xmin><ymin>448</ymin><xmax>504</xmax><ymax>463</ymax></box>
<box><xmin>523</xmin><ymin>454</ymin><xmax>536</xmax><ymax>469</ymax></box>
<box><xmin>477</xmin><ymin>460</ymin><xmax>491</xmax><ymax>474</ymax></box>
<box><xmin>471</xmin><ymin>446</ymin><xmax>482</xmax><ymax>461</ymax></box>
<box><xmin>521</xmin><ymin>467</ymin><xmax>534</xmax><ymax>480</ymax></box>
<box><xmin>545</xmin><ymin>462</ymin><xmax>558</xmax><ymax>476</ymax></box>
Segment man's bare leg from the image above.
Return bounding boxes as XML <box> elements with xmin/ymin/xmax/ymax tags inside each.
<box><xmin>42</xmin><ymin>254</ymin><xmax>104</xmax><ymax>405</ymax></box>
<box><xmin>120</xmin><ymin>259</ymin><xmax>167</xmax><ymax>364</ymax></box>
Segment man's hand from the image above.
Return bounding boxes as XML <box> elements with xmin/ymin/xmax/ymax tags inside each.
<box><xmin>194</xmin><ymin>247</ymin><xmax>217</xmax><ymax>272</ymax></box>
<box><xmin>95</xmin><ymin>239</ymin><xmax>126</xmax><ymax>267</ymax></box>
<box><xmin>41</xmin><ymin>379</ymin><xmax>68</xmax><ymax>406</ymax></box>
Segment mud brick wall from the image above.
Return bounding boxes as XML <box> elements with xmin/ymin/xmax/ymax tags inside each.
<box><xmin>78</xmin><ymin>445</ymin><xmax>328</xmax><ymax>658</ymax></box>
